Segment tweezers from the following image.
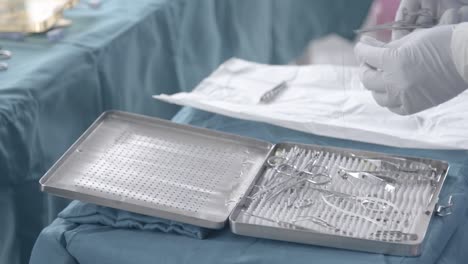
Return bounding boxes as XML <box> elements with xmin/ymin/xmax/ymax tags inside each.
<box><xmin>355</xmin><ymin>22</ymin><xmax>434</xmax><ymax>34</ymax></box>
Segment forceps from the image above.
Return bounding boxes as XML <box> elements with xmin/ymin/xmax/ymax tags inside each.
<box><xmin>240</xmin><ymin>210</ymin><xmax>318</xmax><ymax>231</ymax></box>
<box><xmin>349</xmin><ymin>153</ymin><xmax>437</xmax><ymax>176</ymax></box>
<box><xmin>355</xmin><ymin>21</ymin><xmax>433</xmax><ymax>34</ymax></box>
<box><xmin>355</xmin><ymin>8</ymin><xmax>436</xmax><ymax>34</ymax></box>
<box><xmin>241</xmin><ymin>209</ymin><xmax>343</xmax><ymax>233</ymax></box>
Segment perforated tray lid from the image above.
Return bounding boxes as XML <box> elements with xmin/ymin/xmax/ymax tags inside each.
<box><xmin>40</xmin><ymin>111</ymin><xmax>273</xmax><ymax>229</ymax></box>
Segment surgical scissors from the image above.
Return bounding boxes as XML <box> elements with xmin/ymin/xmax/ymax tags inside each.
<box><xmin>255</xmin><ymin>155</ymin><xmax>332</xmax><ymax>200</ymax></box>
<box><xmin>266</xmin><ymin>154</ymin><xmax>331</xmax><ymax>182</ymax></box>
<box><xmin>249</xmin><ymin>167</ymin><xmax>332</xmax><ymax>201</ymax></box>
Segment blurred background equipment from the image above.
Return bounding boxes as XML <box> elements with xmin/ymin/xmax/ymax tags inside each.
<box><xmin>0</xmin><ymin>0</ymin><xmax>78</xmax><ymax>33</ymax></box>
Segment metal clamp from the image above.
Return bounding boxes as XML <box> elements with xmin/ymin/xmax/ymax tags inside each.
<box><xmin>436</xmin><ymin>195</ymin><xmax>454</xmax><ymax>217</ymax></box>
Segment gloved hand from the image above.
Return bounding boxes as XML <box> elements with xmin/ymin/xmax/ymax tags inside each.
<box><xmin>393</xmin><ymin>0</ymin><xmax>468</xmax><ymax>40</ymax></box>
<box><xmin>438</xmin><ymin>5</ymin><xmax>468</xmax><ymax>25</ymax></box>
<box><xmin>355</xmin><ymin>25</ymin><xmax>468</xmax><ymax>115</ymax></box>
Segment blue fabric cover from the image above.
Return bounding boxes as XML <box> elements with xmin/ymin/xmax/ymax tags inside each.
<box><xmin>58</xmin><ymin>201</ymin><xmax>210</xmax><ymax>239</ymax></box>
<box><xmin>0</xmin><ymin>1</ymin><xmax>372</xmax><ymax>263</ymax></box>
<box><xmin>29</xmin><ymin>107</ymin><xmax>468</xmax><ymax>264</ymax></box>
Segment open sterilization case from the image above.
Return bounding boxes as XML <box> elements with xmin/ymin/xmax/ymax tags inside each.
<box><xmin>40</xmin><ymin>111</ymin><xmax>450</xmax><ymax>256</ymax></box>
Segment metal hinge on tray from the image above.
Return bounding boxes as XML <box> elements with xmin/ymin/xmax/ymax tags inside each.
<box><xmin>436</xmin><ymin>195</ymin><xmax>454</xmax><ymax>217</ymax></box>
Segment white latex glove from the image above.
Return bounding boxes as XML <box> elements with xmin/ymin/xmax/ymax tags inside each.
<box><xmin>355</xmin><ymin>25</ymin><xmax>468</xmax><ymax>115</ymax></box>
<box><xmin>392</xmin><ymin>0</ymin><xmax>468</xmax><ymax>40</ymax></box>
<box><xmin>438</xmin><ymin>5</ymin><xmax>468</xmax><ymax>25</ymax></box>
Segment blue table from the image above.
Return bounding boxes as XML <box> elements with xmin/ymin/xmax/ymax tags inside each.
<box><xmin>0</xmin><ymin>1</ymin><xmax>373</xmax><ymax>263</ymax></box>
<box><xmin>29</xmin><ymin>107</ymin><xmax>468</xmax><ymax>264</ymax></box>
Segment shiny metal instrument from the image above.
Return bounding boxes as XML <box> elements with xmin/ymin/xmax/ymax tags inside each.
<box><xmin>355</xmin><ymin>8</ymin><xmax>437</xmax><ymax>34</ymax></box>
<box><xmin>0</xmin><ymin>0</ymin><xmax>78</xmax><ymax>33</ymax></box>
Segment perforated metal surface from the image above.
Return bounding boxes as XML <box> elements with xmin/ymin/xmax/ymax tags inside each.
<box><xmin>75</xmin><ymin>131</ymin><xmax>246</xmax><ymax>213</ymax></box>
<box><xmin>40</xmin><ymin>111</ymin><xmax>272</xmax><ymax>228</ymax></box>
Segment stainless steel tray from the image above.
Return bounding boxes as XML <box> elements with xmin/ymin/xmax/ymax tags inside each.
<box><xmin>40</xmin><ymin>111</ymin><xmax>273</xmax><ymax>229</ymax></box>
<box><xmin>40</xmin><ymin>111</ymin><xmax>449</xmax><ymax>256</ymax></box>
<box><xmin>230</xmin><ymin>143</ymin><xmax>449</xmax><ymax>256</ymax></box>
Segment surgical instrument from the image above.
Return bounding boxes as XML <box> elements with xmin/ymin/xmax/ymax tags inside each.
<box><xmin>0</xmin><ymin>49</ymin><xmax>12</xmax><ymax>60</ymax></box>
<box><xmin>260</xmin><ymin>81</ymin><xmax>288</xmax><ymax>104</ymax></box>
<box><xmin>355</xmin><ymin>23</ymin><xmax>433</xmax><ymax>34</ymax></box>
<box><xmin>260</xmin><ymin>69</ymin><xmax>299</xmax><ymax>104</ymax></box>
<box><xmin>240</xmin><ymin>209</ymin><xmax>317</xmax><ymax>231</ymax></box>
<box><xmin>260</xmin><ymin>160</ymin><xmax>333</xmax><ymax>201</ymax></box>
<box><xmin>249</xmin><ymin>167</ymin><xmax>332</xmax><ymax>201</ymax></box>
<box><xmin>267</xmin><ymin>155</ymin><xmax>288</xmax><ymax>167</ymax></box>
<box><xmin>349</xmin><ymin>153</ymin><xmax>437</xmax><ymax>176</ymax></box>
<box><xmin>263</xmin><ymin>173</ymin><xmax>331</xmax><ymax>202</ymax></box>
<box><xmin>337</xmin><ymin>168</ymin><xmax>397</xmax><ymax>193</ymax></box>
<box><xmin>313</xmin><ymin>187</ymin><xmax>399</xmax><ymax>213</ymax></box>
<box><xmin>355</xmin><ymin>8</ymin><xmax>437</xmax><ymax>34</ymax></box>
<box><xmin>290</xmin><ymin>215</ymin><xmax>342</xmax><ymax>233</ymax></box>
<box><xmin>0</xmin><ymin>62</ymin><xmax>7</xmax><ymax>71</ymax></box>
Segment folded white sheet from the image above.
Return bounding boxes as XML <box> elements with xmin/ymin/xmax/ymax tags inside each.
<box><xmin>154</xmin><ymin>58</ymin><xmax>468</xmax><ymax>150</ymax></box>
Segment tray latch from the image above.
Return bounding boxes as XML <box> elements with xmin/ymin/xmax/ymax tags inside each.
<box><xmin>435</xmin><ymin>195</ymin><xmax>454</xmax><ymax>217</ymax></box>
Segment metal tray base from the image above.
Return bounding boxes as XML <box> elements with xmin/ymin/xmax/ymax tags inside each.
<box><xmin>230</xmin><ymin>143</ymin><xmax>449</xmax><ymax>256</ymax></box>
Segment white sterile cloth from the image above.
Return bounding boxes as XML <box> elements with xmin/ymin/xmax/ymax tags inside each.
<box><xmin>154</xmin><ymin>58</ymin><xmax>468</xmax><ymax>150</ymax></box>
